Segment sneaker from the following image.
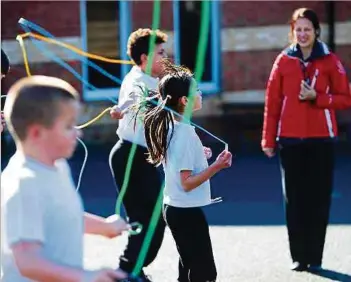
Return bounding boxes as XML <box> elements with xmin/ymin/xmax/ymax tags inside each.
<box><xmin>290</xmin><ymin>261</ymin><xmax>308</xmax><ymax>271</ymax></box>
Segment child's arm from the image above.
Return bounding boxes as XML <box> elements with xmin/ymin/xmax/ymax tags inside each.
<box><xmin>181</xmin><ymin>164</ymin><xmax>221</xmax><ymax>192</ymax></box>
<box><xmin>3</xmin><ymin>180</ymin><xmax>126</xmax><ymax>282</ymax></box>
<box><xmin>84</xmin><ymin>212</ymin><xmax>129</xmax><ymax>238</ymax></box>
<box><xmin>110</xmin><ymin>83</ymin><xmax>147</xmax><ymax>119</ymax></box>
<box><xmin>12</xmin><ymin>242</ymin><xmax>125</xmax><ymax>282</ymax></box>
<box><xmin>181</xmin><ymin>150</ymin><xmax>232</xmax><ymax>192</ymax></box>
<box><xmin>12</xmin><ymin>242</ymin><xmax>84</xmax><ymax>282</ymax></box>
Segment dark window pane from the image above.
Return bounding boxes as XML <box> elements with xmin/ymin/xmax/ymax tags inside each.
<box><xmin>179</xmin><ymin>1</ymin><xmax>212</xmax><ymax>82</ymax></box>
<box><xmin>86</xmin><ymin>1</ymin><xmax>121</xmax><ymax>88</ymax></box>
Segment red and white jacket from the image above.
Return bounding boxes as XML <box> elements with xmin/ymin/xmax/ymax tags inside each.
<box><xmin>262</xmin><ymin>41</ymin><xmax>351</xmax><ymax>149</ymax></box>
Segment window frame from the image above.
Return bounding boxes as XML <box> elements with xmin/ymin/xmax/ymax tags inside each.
<box><xmin>172</xmin><ymin>0</ymin><xmax>221</xmax><ymax>95</ymax></box>
<box><xmin>80</xmin><ymin>0</ymin><xmax>221</xmax><ymax>101</ymax></box>
<box><xmin>80</xmin><ymin>0</ymin><xmax>131</xmax><ymax>101</ymax></box>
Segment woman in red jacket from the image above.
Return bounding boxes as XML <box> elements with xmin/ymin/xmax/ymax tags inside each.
<box><xmin>262</xmin><ymin>8</ymin><xmax>351</xmax><ymax>272</ymax></box>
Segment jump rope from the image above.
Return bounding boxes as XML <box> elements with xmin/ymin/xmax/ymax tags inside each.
<box><xmin>2</xmin><ymin>2</ymin><xmax>228</xmax><ymax>278</ymax></box>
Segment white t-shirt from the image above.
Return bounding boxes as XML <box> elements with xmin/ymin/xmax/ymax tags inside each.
<box><xmin>163</xmin><ymin>122</ymin><xmax>212</xmax><ymax>208</ymax></box>
<box><xmin>1</xmin><ymin>153</ymin><xmax>84</xmax><ymax>282</ymax></box>
<box><xmin>117</xmin><ymin>66</ymin><xmax>159</xmax><ymax>147</ymax></box>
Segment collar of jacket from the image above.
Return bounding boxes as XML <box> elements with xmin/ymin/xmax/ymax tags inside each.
<box><xmin>284</xmin><ymin>40</ymin><xmax>330</xmax><ymax>62</ymax></box>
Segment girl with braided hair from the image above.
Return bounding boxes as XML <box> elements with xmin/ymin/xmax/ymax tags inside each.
<box><xmin>136</xmin><ymin>60</ymin><xmax>232</xmax><ymax>282</ymax></box>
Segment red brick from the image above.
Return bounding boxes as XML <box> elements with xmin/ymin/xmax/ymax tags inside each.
<box><xmin>222</xmin><ymin>50</ymin><xmax>279</xmax><ymax>92</ymax></box>
<box><xmin>2</xmin><ymin>61</ymin><xmax>82</xmax><ymax>96</ymax></box>
<box><xmin>335</xmin><ymin>2</ymin><xmax>351</xmax><ymax>22</ymax></box>
<box><xmin>335</xmin><ymin>45</ymin><xmax>351</xmax><ymax>80</ymax></box>
<box><xmin>222</xmin><ymin>45</ymin><xmax>351</xmax><ymax>93</ymax></box>
<box><xmin>1</xmin><ymin>1</ymin><xmax>80</xmax><ymax>40</ymax></box>
<box><xmin>131</xmin><ymin>1</ymin><xmax>173</xmax><ymax>31</ymax></box>
<box><xmin>222</xmin><ymin>1</ymin><xmax>326</xmax><ymax>28</ymax></box>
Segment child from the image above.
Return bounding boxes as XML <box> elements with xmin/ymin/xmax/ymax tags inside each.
<box><xmin>1</xmin><ymin>75</ymin><xmax>129</xmax><ymax>282</ymax></box>
<box><xmin>138</xmin><ymin>61</ymin><xmax>232</xmax><ymax>282</ymax></box>
<box><xmin>1</xmin><ymin>48</ymin><xmax>10</xmax><ymax>133</ymax></box>
<box><xmin>109</xmin><ymin>28</ymin><xmax>168</xmax><ymax>281</ymax></box>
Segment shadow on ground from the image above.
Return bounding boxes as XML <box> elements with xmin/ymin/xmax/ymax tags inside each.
<box><xmin>68</xmin><ymin>140</ymin><xmax>351</xmax><ymax>226</ymax></box>
<box><xmin>2</xmin><ymin>137</ymin><xmax>350</xmax><ymax>226</ymax></box>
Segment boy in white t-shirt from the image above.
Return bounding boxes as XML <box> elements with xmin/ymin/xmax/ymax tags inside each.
<box><xmin>1</xmin><ymin>76</ymin><xmax>129</xmax><ymax>282</ymax></box>
<box><xmin>137</xmin><ymin>60</ymin><xmax>233</xmax><ymax>282</ymax></box>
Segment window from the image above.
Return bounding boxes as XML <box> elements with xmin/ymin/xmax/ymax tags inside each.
<box><xmin>80</xmin><ymin>0</ymin><xmax>131</xmax><ymax>101</ymax></box>
<box><xmin>80</xmin><ymin>0</ymin><xmax>220</xmax><ymax>101</ymax></box>
<box><xmin>173</xmin><ymin>0</ymin><xmax>221</xmax><ymax>95</ymax></box>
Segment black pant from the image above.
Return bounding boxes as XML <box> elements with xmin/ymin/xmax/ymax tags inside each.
<box><xmin>163</xmin><ymin>204</ymin><xmax>217</xmax><ymax>282</ymax></box>
<box><xmin>109</xmin><ymin>139</ymin><xmax>165</xmax><ymax>274</ymax></box>
<box><xmin>279</xmin><ymin>141</ymin><xmax>334</xmax><ymax>265</ymax></box>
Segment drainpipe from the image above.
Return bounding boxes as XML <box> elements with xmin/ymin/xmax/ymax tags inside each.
<box><xmin>326</xmin><ymin>1</ymin><xmax>335</xmax><ymax>52</ymax></box>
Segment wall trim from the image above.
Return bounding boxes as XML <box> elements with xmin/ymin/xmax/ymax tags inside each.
<box><xmin>221</xmin><ymin>22</ymin><xmax>351</xmax><ymax>52</ymax></box>
<box><xmin>4</xmin><ymin>21</ymin><xmax>350</xmax><ymax>64</ymax></box>
<box><xmin>1</xmin><ymin>36</ymin><xmax>82</xmax><ymax>65</ymax></box>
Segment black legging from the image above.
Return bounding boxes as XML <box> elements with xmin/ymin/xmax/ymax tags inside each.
<box><xmin>280</xmin><ymin>140</ymin><xmax>334</xmax><ymax>265</ymax></box>
<box><xmin>163</xmin><ymin>204</ymin><xmax>217</xmax><ymax>282</ymax></box>
<box><xmin>109</xmin><ymin>139</ymin><xmax>165</xmax><ymax>274</ymax></box>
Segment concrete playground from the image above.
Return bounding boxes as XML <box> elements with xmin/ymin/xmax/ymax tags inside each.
<box><xmin>1</xmin><ymin>135</ymin><xmax>350</xmax><ymax>281</ymax></box>
<box><xmin>70</xmin><ymin>140</ymin><xmax>351</xmax><ymax>282</ymax></box>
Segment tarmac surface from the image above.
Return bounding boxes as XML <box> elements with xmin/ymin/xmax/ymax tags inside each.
<box><xmin>71</xmin><ymin>141</ymin><xmax>351</xmax><ymax>282</ymax></box>
<box><xmin>2</xmin><ymin>139</ymin><xmax>350</xmax><ymax>281</ymax></box>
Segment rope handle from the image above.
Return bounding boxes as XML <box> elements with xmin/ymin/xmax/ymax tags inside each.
<box><xmin>128</xmin><ymin>222</ymin><xmax>143</xmax><ymax>235</ymax></box>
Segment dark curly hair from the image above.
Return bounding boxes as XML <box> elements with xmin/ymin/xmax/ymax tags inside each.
<box><xmin>127</xmin><ymin>28</ymin><xmax>168</xmax><ymax>65</ymax></box>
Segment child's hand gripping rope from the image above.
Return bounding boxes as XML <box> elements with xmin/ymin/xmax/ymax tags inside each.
<box><xmin>104</xmin><ymin>214</ymin><xmax>130</xmax><ymax>238</ymax></box>
<box><xmin>104</xmin><ymin>215</ymin><xmax>143</xmax><ymax>237</ymax></box>
<box><xmin>203</xmin><ymin>146</ymin><xmax>212</xmax><ymax>159</ymax></box>
<box><xmin>214</xmin><ymin>150</ymin><xmax>232</xmax><ymax>169</ymax></box>
<box><xmin>110</xmin><ymin>106</ymin><xmax>125</xmax><ymax>120</ymax></box>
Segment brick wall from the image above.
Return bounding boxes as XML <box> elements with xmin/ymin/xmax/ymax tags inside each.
<box><xmin>1</xmin><ymin>1</ymin><xmax>81</xmax><ymax>94</ymax></box>
<box><xmin>2</xmin><ymin>62</ymin><xmax>82</xmax><ymax>95</ymax></box>
<box><xmin>131</xmin><ymin>1</ymin><xmax>173</xmax><ymax>31</ymax></box>
<box><xmin>222</xmin><ymin>1</ymin><xmax>351</xmax><ymax>94</ymax></box>
<box><xmin>1</xmin><ymin>1</ymin><xmax>350</xmax><ymax>124</ymax></box>
<box><xmin>3</xmin><ymin>1</ymin><xmax>349</xmax><ymax>97</ymax></box>
<box><xmin>334</xmin><ymin>0</ymin><xmax>351</xmax><ymax>77</ymax></box>
<box><xmin>1</xmin><ymin>1</ymin><xmax>80</xmax><ymax>39</ymax></box>
<box><xmin>131</xmin><ymin>1</ymin><xmax>350</xmax><ymax>96</ymax></box>
<box><xmin>222</xmin><ymin>1</ymin><xmax>327</xmax><ymax>27</ymax></box>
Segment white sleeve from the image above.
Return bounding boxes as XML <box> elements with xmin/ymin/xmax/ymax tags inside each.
<box><xmin>4</xmin><ymin>177</ymin><xmax>45</xmax><ymax>246</ymax></box>
<box><xmin>168</xmin><ymin>129</ymin><xmax>195</xmax><ymax>172</ymax></box>
<box><xmin>118</xmin><ymin>82</ymin><xmax>147</xmax><ymax>112</ymax></box>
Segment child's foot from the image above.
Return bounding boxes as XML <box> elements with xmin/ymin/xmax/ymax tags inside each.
<box><xmin>290</xmin><ymin>261</ymin><xmax>308</xmax><ymax>271</ymax></box>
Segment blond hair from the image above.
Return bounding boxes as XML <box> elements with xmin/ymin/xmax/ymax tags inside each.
<box><xmin>4</xmin><ymin>75</ymin><xmax>79</xmax><ymax>141</ymax></box>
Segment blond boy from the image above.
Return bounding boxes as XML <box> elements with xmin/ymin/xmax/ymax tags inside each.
<box><xmin>1</xmin><ymin>76</ymin><xmax>128</xmax><ymax>282</ymax></box>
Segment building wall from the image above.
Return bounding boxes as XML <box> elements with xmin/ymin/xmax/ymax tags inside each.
<box><xmin>131</xmin><ymin>1</ymin><xmax>174</xmax><ymax>31</ymax></box>
<box><xmin>1</xmin><ymin>1</ymin><xmax>350</xmax><ymax>142</ymax></box>
<box><xmin>1</xmin><ymin>1</ymin><xmax>82</xmax><ymax>94</ymax></box>
<box><xmin>130</xmin><ymin>1</ymin><xmax>351</xmax><ymax>119</ymax></box>
<box><xmin>220</xmin><ymin>1</ymin><xmax>351</xmax><ymax>105</ymax></box>
<box><xmin>131</xmin><ymin>1</ymin><xmax>175</xmax><ymax>61</ymax></box>
<box><xmin>3</xmin><ymin>1</ymin><xmax>350</xmax><ymax>98</ymax></box>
